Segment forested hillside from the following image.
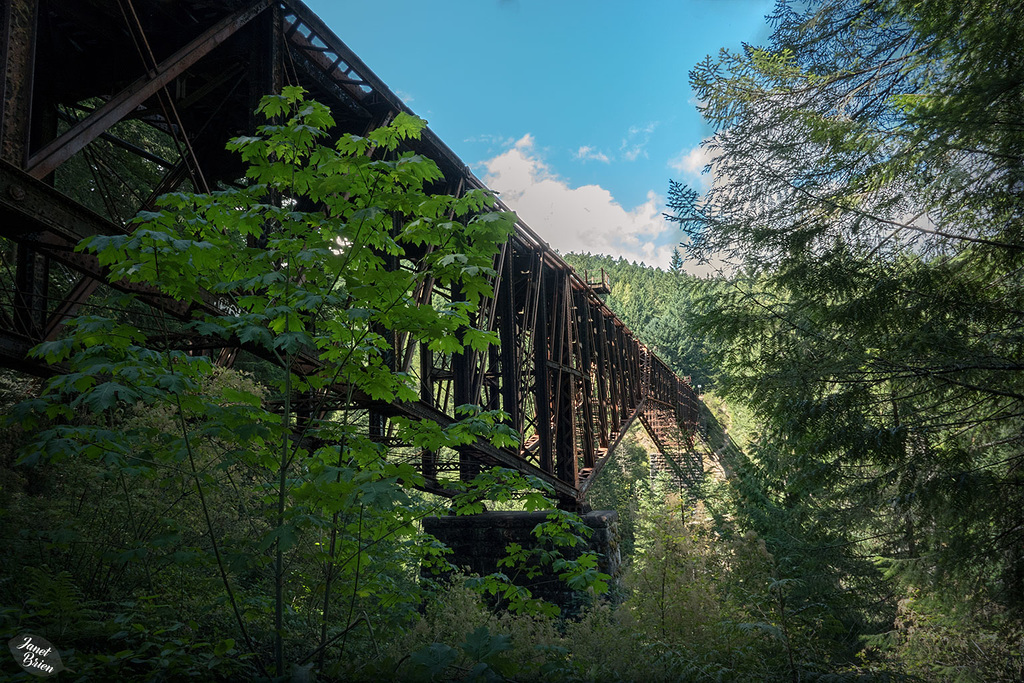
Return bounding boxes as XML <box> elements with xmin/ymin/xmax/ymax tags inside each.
<box><xmin>561</xmin><ymin>253</ymin><xmax>713</xmax><ymax>387</ymax></box>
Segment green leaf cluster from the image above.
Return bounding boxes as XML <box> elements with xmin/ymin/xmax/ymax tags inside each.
<box><xmin>0</xmin><ymin>87</ymin><xmax>537</xmax><ymax>680</ymax></box>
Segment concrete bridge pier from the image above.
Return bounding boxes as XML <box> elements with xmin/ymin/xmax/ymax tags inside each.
<box><xmin>423</xmin><ymin>510</ymin><xmax>622</xmax><ymax>611</ymax></box>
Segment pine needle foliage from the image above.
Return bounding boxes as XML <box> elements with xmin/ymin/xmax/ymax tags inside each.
<box><xmin>668</xmin><ymin>0</ymin><xmax>1024</xmax><ymax>674</ymax></box>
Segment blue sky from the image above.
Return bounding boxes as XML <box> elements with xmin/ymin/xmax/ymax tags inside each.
<box><xmin>304</xmin><ymin>0</ymin><xmax>775</xmax><ymax>269</ymax></box>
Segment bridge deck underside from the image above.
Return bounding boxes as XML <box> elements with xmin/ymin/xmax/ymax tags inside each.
<box><xmin>0</xmin><ymin>0</ymin><xmax>700</xmax><ymax>505</ymax></box>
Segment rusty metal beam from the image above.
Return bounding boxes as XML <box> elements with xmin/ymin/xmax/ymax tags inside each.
<box><xmin>553</xmin><ymin>272</ymin><xmax>577</xmax><ymax>485</ymax></box>
<box><xmin>533</xmin><ymin>270</ymin><xmax>553</xmax><ymax>474</ymax></box>
<box><xmin>24</xmin><ymin>0</ymin><xmax>271</xmax><ymax>179</ymax></box>
<box><xmin>373</xmin><ymin>394</ymin><xmax>579</xmax><ymax>503</ymax></box>
<box><xmin>0</xmin><ymin>329</ymin><xmax>43</xmax><ymax>373</ymax></box>
<box><xmin>576</xmin><ymin>399</ymin><xmax>645</xmax><ymax>501</ymax></box>
<box><xmin>0</xmin><ymin>159</ymin><xmax>124</xmax><ymax>241</ymax></box>
<box><xmin>1</xmin><ymin>0</ymin><xmax>37</xmax><ymax>166</ymax></box>
<box><xmin>575</xmin><ymin>290</ymin><xmax>597</xmax><ymax>470</ymax></box>
<box><xmin>497</xmin><ymin>245</ymin><xmax>519</xmax><ymax>435</ymax></box>
<box><xmin>12</xmin><ymin>241</ymin><xmax>47</xmax><ymax>337</ymax></box>
<box><xmin>44</xmin><ymin>276</ymin><xmax>100</xmax><ymax>342</ymax></box>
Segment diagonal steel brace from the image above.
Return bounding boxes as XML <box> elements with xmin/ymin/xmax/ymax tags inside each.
<box><xmin>25</xmin><ymin>0</ymin><xmax>271</xmax><ymax>179</ymax></box>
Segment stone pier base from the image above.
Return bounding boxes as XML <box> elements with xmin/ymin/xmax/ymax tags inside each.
<box><xmin>422</xmin><ymin>510</ymin><xmax>622</xmax><ymax>611</ymax></box>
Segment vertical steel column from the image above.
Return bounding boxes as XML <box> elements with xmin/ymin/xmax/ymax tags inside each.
<box><xmin>627</xmin><ymin>334</ymin><xmax>636</xmax><ymax>409</ymax></box>
<box><xmin>553</xmin><ymin>272</ymin><xmax>576</xmax><ymax>485</ymax></box>
<box><xmin>451</xmin><ymin>282</ymin><xmax>478</xmax><ymax>481</ymax></box>
<box><xmin>593</xmin><ymin>309</ymin><xmax>611</xmax><ymax>444</ymax></box>
<box><xmin>533</xmin><ymin>269</ymin><xmax>553</xmax><ymax>474</ymax></box>
<box><xmin>616</xmin><ymin>325</ymin><xmax>629</xmax><ymax>427</ymax></box>
<box><xmin>13</xmin><ymin>243</ymin><xmax>46</xmax><ymax>337</ymax></box>
<box><xmin>480</xmin><ymin>246</ymin><xmax>506</xmax><ymax>416</ymax></box>
<box><xmin>0</xmin><ymin>1</ymin><xmax>12</xmax><ymax>157</ymax></box>
<box><xmin>603</xmin><ymin>316</ymin><xmax>621</xmax><ymax>432</ymax></box>
<box><xmin>9</xmin><ymin>0</ymin><xmax>49</xmax><ymax>340</ymax></box>
<box><xmin>251</xmin><ymin>3</ymin><xmax>282</xmax><ymax>128</ymax></box>
<box><xmin>369</xmin><ymin>215</ymin><xmax>401</xmax><ymax>441</ymax></box>
<box><xmin>674</xmin><ymin>372</ymin><xmax>683</xmax><ymax>428</ymax></box>
<box><xmin>419</xmin><ymin>341</ymin><xmax>434</xmax><ymax>406</ymax></box>
<box><xmin>497</xmin><ymin>246</ymin><xmax>520</xmax><ymax>436</ymax></box>
<box><xmin>1</xmin><ymin>0</ymin><xmax>37</xmax><ymax>165</ymax></box>
<box><xmin>246</xmin><ymin>5</ymin><xmax>283</xmax><ymax>251</ymax></box>
<box><xmin>575</xmin><ymin>290</ymin><xmax>597</xmax><ymax>469</ymax></box>
<box><xmin>419</xmin><ymin>339</ymin><xmax>438</xmax><ymax>479</ymax></box>
<box><xmin>616</xmin><ymin>327</ymin><xmax>631</xmax><ymax>419</ymax></box>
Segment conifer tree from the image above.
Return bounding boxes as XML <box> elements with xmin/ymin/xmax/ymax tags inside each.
<box><xmin>669</xmin><ymin>0</ymin><xmax>1024</xmax><ymax>668</ymax></box>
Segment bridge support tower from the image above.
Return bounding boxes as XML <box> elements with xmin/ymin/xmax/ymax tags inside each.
<box><xmin>423</xmin><ymin>510</ymin><xmax>622</xmax><ymax>612</ymax></box>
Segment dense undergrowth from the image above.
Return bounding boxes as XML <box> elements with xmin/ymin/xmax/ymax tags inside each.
<box><xmin>0</xmin><ymin>391</ymin><xmax>819</xmax><ymax>682</ymax></box>
<box><xmin>3</xmin><ymin>367</ymin><xmax>1022</xmax><ymax>681</ymax></box>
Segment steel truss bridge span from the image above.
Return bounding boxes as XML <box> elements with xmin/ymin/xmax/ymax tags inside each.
<box><xmin>0</xmin><ymin>0</ymin><xmax>702</xmax><ymax>506</ymax></box>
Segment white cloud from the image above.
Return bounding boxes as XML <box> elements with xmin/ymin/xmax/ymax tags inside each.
<box><xmin>574</xmin><ymin>145</ymin><xmax>610</xmax><ymax>163</ymax></box>
<box><xmin>482</xmin><ymin>134</ymin><xmax>676</xmax><ymax>268</ymax></box>
<box><xmin>463</xmin><ymin>133</ymin><xmax>516</xmax><ymax>147</ymax></box>
<box><xmin>669</xmin><ymin>140</ymin><xmax>717</xmax><ymax>189</ymax></box>
<box><xmin>620</xmin><ymin>121</ymin><xmax>658</xmax><ymax>162</ymax></box>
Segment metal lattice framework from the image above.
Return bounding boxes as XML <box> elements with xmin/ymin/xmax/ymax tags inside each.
<box><xmin>0</xmin><ymin>0</ymin><xmax>702</xmax><ymax>507</ymax></box>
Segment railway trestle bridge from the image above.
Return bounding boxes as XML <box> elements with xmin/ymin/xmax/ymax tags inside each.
<box><xmin>0</xmin><ymin>0</ymin><xmax>702</xmax><ymax>508</ymax></box>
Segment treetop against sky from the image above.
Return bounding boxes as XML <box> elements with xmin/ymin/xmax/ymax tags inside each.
<box><xmin>305</xmin><ymin>0</ymin><xmax>775</xmax><ymax>271</ymax></box>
